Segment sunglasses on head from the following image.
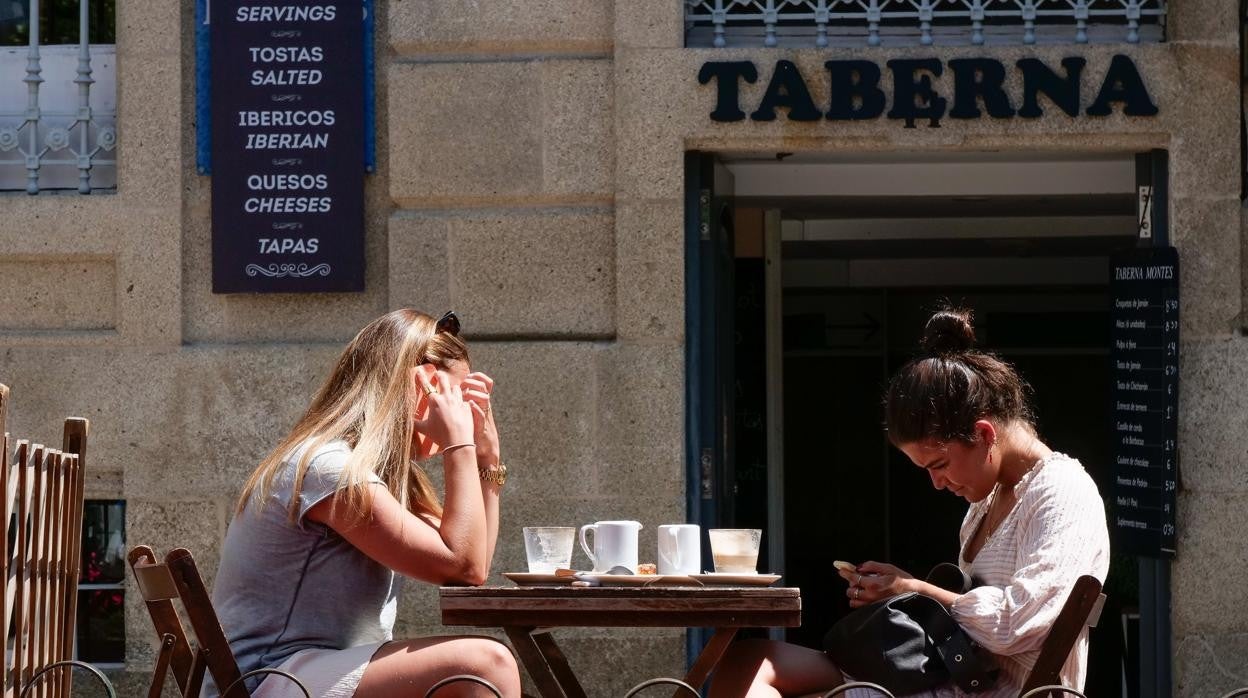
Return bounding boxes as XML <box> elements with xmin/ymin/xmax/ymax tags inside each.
<box><xmin>435</xmin><ymin>310</ymin><xmax>461</xmax><ymax>337</ymax></box>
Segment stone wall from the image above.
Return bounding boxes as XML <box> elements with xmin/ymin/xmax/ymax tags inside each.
<box><xmin>0</xmin><ymin>0</ymin><xmax>1245</xmax><ymax>695</ymax></box>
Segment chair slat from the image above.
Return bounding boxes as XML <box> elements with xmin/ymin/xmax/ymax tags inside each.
<box><xmin>1</xmin><ymin>433</ymin><xmax>8</xmax><ymax>697</ymax></box>
<box><xmin>58</xmin><ymin>419</ymin><xmax>88</xmax><ymax>698</ymax></box>
<box><xmin>126</xmin><ymin>546</ymin><xmax>196</xmax><ymax>696</ymax></box>
<box><xmin>166</xmin><ymin>548</ymin><xmax>247</xmax><ymax>697</ymax></box>
<box><xmin>27</xmin><ymin>447</ymin><xmax>53</xmax><ymax>698</ymax></box>
<box><xmin>1019</xmin><ymin>575</ymin><xmax>1104</xmax><ymax>694</ymax></box>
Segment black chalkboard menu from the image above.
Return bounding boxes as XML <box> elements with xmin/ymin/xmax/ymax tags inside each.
<box><xmin>1110</xmin><ymin>246</ymin><xmax>1179</xmax><ymax>558</ymax></box>
<box><xmin>210</xmin><ymin>1</ymin><xmax>364</xmax><ymax>293</ymax></box>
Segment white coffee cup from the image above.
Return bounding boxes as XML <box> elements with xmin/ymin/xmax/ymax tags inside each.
<box><xmin>657</xmin><ymin>524</ymin><xmax>700</xmax><ymax>575</ymax></box>
<box><xmin>579</xmin><ymin>520</ymin><xmax>642</xmax><ymax>573</ymax></box>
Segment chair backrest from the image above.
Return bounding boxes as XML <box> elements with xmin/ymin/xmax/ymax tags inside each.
<box><xmin>1</xmin><ymin>384</ymin><xmax>89</xmax><ymax>698</ymax></box>
<box><xmin>127</xmin><ymin>546</ymin><xmax>245</xmax><ymax>698</ymax></box>
<box><xmin>1018</xmin><ymin>574</ymin><xmax>1106</xmax><ymax>696</ymax></box>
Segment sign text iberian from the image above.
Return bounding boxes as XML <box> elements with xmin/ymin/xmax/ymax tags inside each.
<box><xmin>211</xmin><ymin>1</ymin><xmax>364</xmax><ymax>293</ymax></box>
<box><xmin>699</xmin><ymin>54</ymin><xmax>1157</xmax><ymax>127</ymax></box>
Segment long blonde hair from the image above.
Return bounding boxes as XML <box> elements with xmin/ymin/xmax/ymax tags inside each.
<box><xmin>236</xmin><ymin>309</ymin><xmax>469</xmax><ymax>522</ymax></box>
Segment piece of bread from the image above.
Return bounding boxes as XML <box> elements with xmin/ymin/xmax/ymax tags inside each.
<box><xmin>638</xmin><ymin>562</ymin><xmax>657</xmax><ymax>575</ymax></box>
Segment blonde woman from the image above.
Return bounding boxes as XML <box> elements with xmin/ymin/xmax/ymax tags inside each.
<box><xmin>205</xmin><ymin>310</ymin><xmax>520</xmax><ymax>698</ymax></box>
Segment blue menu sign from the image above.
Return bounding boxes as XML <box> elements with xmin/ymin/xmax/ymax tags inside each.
<box><xmin>211</xmin><ymin>0</ymin><xmax>364</xmax><ymax>293</ymax></box>
<box><xmin>1110</xmin><ymin>246</ymin><xmax>1179</xmax><ymax>558</ymax></box>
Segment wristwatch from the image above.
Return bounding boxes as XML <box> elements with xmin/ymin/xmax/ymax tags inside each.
<box><xmin>479</xmin><ymin>461</ymin><xmax>507</xmax><ymax>487</ymax></box>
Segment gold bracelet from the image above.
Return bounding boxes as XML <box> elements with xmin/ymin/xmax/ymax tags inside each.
<box><xmin>479</xmin><ymin>461</ymin><xmax>507</xmax><ymax>487</ymax></box>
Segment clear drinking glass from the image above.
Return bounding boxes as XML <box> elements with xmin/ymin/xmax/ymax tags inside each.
<box><xmin>708</xmin><ymin>528</ymin><xmax>762</xmax><ymax>573</ymax></box>
<box><xmin>522</xmin><ymin>526</ymin><xmax>576</xmax><ymax>573</ymax></box>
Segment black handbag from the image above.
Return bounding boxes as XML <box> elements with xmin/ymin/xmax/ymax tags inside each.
<box><xmin>822</xmin><ymin>563</ymin><xmax>999</xmax><ymax>695</ymax></box>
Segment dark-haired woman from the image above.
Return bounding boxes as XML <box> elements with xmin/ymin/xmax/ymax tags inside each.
<box><xmin>709</xmin><ymin>309</ymin><xmax>1109</xmax><ymax>698</ymax></box>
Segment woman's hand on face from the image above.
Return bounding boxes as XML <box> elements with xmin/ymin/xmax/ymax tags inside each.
<box><xmin>412</xmin><ymin>368</ymin><xmax>475</xmax><ymax>448</ymax></box>
<box><xmin>462</xmin><ymin>372</ymin><xmax>500</xmax><ymax>464</ymax></box>
<box><xmin>844</xmin><ymin>561</ymin><xmax>917</xmax><ymax>608</ymax></box>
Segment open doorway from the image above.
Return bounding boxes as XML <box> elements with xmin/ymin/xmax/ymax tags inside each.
<box><xmin>692</xmin><ymin>151</ymin><xmax>1146</xmax><ymax>697</ymax></box>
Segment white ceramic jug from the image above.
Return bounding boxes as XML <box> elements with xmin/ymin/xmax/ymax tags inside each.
<box><xmin>579</xmin><ymin>520</ymin><xmax>643</xmax><ymax>573</ymax></box>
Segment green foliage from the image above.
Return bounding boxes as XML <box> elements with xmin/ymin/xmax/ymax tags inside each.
<box><xmin>0</xmin><ymin>0</ymin><xmax>115</xmax><ymax>46</ymax></box>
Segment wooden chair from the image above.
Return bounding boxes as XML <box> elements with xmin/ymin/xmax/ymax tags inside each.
<box><xmin>127</xmin><ymin>545</ymin><xmax>309</xmax><ymax>698</ymax></box>
<box><xmin>1018</xmin><ymin>574</ymin><xmax>1106</xmax><ymax>697</ymax></box>
<box><xmin>1</xmin><ymin>384</ymin><xmax>112</xmax><ymax>698</ymax></box>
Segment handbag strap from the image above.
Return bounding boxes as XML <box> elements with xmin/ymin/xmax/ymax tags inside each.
<box><xmin>909</xmin><ymin>596</ymin><xmax>998</xmax><ymax>693</ymax></box>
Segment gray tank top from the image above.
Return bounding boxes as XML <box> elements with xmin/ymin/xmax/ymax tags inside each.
<box><xmin>203</xmin><ymin>440</ymin><xmax>400</xmax><ymax>696</ymax></box>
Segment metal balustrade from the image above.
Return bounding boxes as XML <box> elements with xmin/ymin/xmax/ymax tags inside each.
<box><xmin>685</xmin><ymin>0</ymin><xmax>1166</xmax><ymax>48</ymax></box>
<box><xmin>0</xmin><ymin>0</ymin><xmax>116</xmax><ymax>194</ymax></box>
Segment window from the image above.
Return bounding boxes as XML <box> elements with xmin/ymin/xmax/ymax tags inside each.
<box><xmin>0</xmin><ymin>0</ymin><xmax>116</xmax><ymax>45</ymax></box>
<box><xmin>76</xmin><ymin>499</ymin><xmax>124</xmax><ymax>667</ymax></box>
<box><xmin>0</xmin><ymin>0</ymin><xmax>117</xmax><ymax>193</ymax></box>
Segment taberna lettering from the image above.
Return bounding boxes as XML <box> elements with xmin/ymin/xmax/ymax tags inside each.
<box><xmin>699</xmin><ymin>54</ymin><xmax>1158</xmax><ymax>126</ymax></box>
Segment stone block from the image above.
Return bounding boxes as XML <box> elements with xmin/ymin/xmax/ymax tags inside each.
<box><xmin>0</xmin><ymin>346</ymin><xmax>178</xmax><ymax>472</ymax></box>
<box><xmin>541</xmin><ymin>60</ymin><xmax>614</xmax><ymax>198</ymax></box>
<box><xmin>389</xmin><ymin>62</ymin><xmax>542</xmax><ymax>205</ymax></box>
<box><xmin>1175</xmin><ymin>631</ymin><xmax>1248</xmax><ymax>696</ymax></box>
<box><xmin>115</xmin><ymin>0</ymin><xmax>182</xmax><ymax>58</ymax></box>
<box><xmin>0</xmin><ymin>259</ymin><xmax>115</xmax><ymax>331</ymax></box>
<box><xmin>1177</xmin><ymin>339</ymin><xmax>1248</xmax><ymax>494</ymax></box>
<box><xmin>616</xmin><ymin>0</ymin><xmax>686</xmax><ymax>49</ymax></box>
<box><xmin>387</xmin><ymin>214</ymin><xmax>452</xmax><ymax>312</ymax></box>
<box><xmin>127</xmin><ymin>345</ymin><xmax>342</xmax><ymax>497</ymax></box>
<box><xmin>544</xmin><ymin>632</ymin><xmax>687</xmax><ymax>697</ymax></box>
<box><xmin>1167</xmin><ymin>44</ymin><xmax>1241</xmax><ymax>200</ymax></box>
<box><xmin>594</xmin><ymin>342</ymin><xmax>686</xmax><ymax>500</ymax></box>
<box><xmin>118</xmin><ymin>215</ymin><xmax>183</xmax><ymax>347</ymax></box>
<box><xmin>444</xmin><ymin>209</ymin><xmax>615</xmax><ymax>336</ymax></box>
<box><xmin>466</xmin><ymin>342</ymin><xmax>600</xmax><ymax>498</ymax></box>
<box><xmin>1171</xmin><ymin>491</ymin><xmax>1248</xmax><ymax>635</ymax></box>
<box><xmin>389</xmin><ymin>0</ymin><xmax>612</xmax><ymax>56</ymax></box>
<box><xmin>0</xmin><ymin>344</ymin><xmax>342</xmax><ymax>498</ymax></box>
<box><xmin>615</xmin><ymin>200</ymin><xmax>685</xmax><ymax>339</ymax></box>
<box><xmin>1170</xmin><ymin>197</ymin><xmax>1241</xmax><ymax>339</ymax></box>
<box><xmin>1167</xmin><ymin>0</ymin><xmax>1239</xmax><ymax>44</ymax></box>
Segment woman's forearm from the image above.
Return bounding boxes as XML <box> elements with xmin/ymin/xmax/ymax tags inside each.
<box><xmin>438</xmin><ymin>445</ymin><xmax>490</xmax><ymax>583</ymax></box>
<box><xmin>907</xmin><ymin>578</ymin><xmax>962</xmax><ymax>609</ymax></box>
<box><xmin>479</xmin><ymin>460</ymin><xmax>501</xmax><ymax>569</ymax></box>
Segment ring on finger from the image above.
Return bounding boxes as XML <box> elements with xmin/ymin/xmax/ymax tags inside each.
<box><xmin>854</xmin><ymin>574</ymin><xmax>861</xmax><ymax>585</ymax></box>
<box><xmin>423</xmin><ymin>385</ymin><xmax>437</xmax><ymax>396</ymax></box>
<box><xmin>854</xmin><ymin>587</ymin><xmax>861</xmax><ymax>600</ymax></box>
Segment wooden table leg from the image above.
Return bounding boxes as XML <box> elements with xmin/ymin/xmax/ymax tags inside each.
<box><xmin>505</xmin><ymin>626</ymin><xmax>582</xmax><ymax>698</ymax></box>
<box><xmin>531</xmin><ymin>632</ymin><xmax>588</xmax><ymax>698</ymax></box>
<box><xmin>682</xmin><ymin>628</ymin><xmax>738</xmax><ymax>692</ymax></box>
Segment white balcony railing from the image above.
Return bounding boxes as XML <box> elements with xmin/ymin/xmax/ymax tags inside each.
<box><xmin>685</xmin><ymin>0</ymin><xmax>1166</xmax><ymax>48</ymax></box>
<box><xmin>0</xmin><ymin>0</ymin><xmax>117</xmax><ymax>194</ymax></box>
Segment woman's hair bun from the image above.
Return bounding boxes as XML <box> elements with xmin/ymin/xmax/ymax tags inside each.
<box><xmin>920</xmin><ymin>308</ymin><xmax>976</xmax><ymax>355</ymax></box>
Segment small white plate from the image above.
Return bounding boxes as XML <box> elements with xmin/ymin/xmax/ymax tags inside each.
<box><xmin>689</xmin><ymin>572</ymin><xmax>782</xmax><ymax>586</ymax></box>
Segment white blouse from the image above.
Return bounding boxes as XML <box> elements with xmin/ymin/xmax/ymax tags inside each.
<box><xmin>846</xmin><ymin>453</ymin><xmax>1110</xmax><ymax>698</ymax></box>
